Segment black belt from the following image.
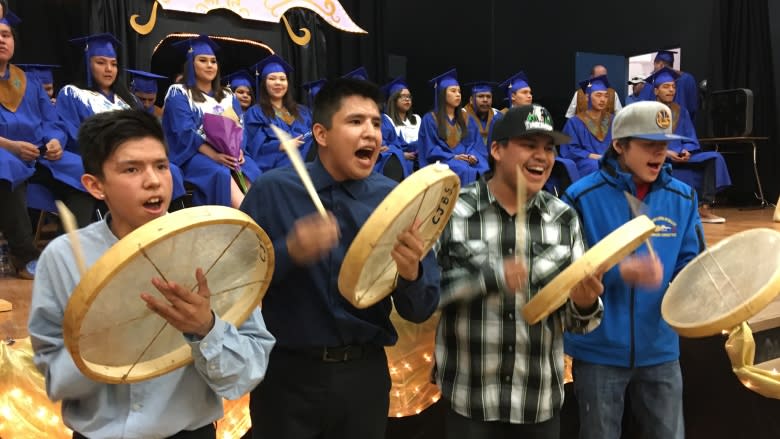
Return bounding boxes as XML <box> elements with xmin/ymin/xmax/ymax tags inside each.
<box><xmin>73</xmin><ymin>422</ymin><xmax>215</xmax><ymax>439</ymax></box>
<box><xmin>278</xmin><ymin>344</ymin><xmax>382</xmax><ymax>362</ymax></box>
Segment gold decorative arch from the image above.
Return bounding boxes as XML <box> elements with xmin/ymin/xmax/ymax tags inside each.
<box><xmin>130</xmin><ymin>0</ymin><xmax>367</xmax><ymax>46</ymax></box>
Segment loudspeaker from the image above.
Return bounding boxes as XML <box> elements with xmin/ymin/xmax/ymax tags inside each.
<box><xmin>706</xmin><ymin>89</ymin><xmax>753</xmax><ymax>137</ymax></box>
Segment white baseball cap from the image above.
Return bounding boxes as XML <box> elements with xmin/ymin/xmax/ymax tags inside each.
<box><xmin>612</xmin><ymin>101</ymin><xmax>692</xmax><ymax>141</ymax></box>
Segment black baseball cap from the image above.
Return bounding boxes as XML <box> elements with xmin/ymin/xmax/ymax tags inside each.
<box><xmin>490</xmin><ymin>104</ymin><xmax>570</xmax><ymax>145</ymax></box>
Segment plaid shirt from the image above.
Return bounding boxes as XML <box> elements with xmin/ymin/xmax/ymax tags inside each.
<box><xmin>434</xmin><ymin>178</ymin><xmax>603</xmax><ymax>424</ymax></box>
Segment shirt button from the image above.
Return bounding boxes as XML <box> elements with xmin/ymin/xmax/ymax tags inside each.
<box><xmin>504</xmin><ymin>375</ymin><xmax>511</xmax><ymax>382</ymax></box>
<box><xmin>508</xmin><ymin>345</ymin><xmax>514</xmax><ymax>353</ymax></box>
<box><xmin>209</xmin><ymin>364</ymin><xmax>217</xmax><ymax>371</ymax></box>
<box><xmin>132</xmin><ymin>403</ymin><xmax>142</xmax><ymax>411</ymax></box>
<box><xmin>507</xmin><ymin>313</ymin><xmax>514</xmax><ymax>320</ymax></box>
<box><xmin>508</xmin><ymin>248</ymin><xmax>513</xmax><ymax>254</ymax></box>
<box><xmin>201</xmin><ymin>342</ymin><xmax>208</xmax><ymax>349</ymax></box>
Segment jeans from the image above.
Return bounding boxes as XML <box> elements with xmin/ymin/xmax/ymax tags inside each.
<box><xmin>573</xmin><ymin>359</ymin><xmax>684</xmax><ymax>439</ymax></box>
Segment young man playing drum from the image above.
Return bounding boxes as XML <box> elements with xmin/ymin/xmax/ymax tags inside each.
<box><xmin>240</xmin><ymin>78</ymin><xmax>440</xmax><ymax>439</ymax></box>
<box><xmin>563</xmin><ymin>101</ymin><xmax>704</xmax><ymax>439</ymax></box>
<box><xmin>435</xmin><ymin>104</ymin><xmax>605</xmax><ymax>439</ymax></box>
<box><xmin>28</xmin><ymin>110</ymin><xmax>276</xmax><ymax>439</ymax></box>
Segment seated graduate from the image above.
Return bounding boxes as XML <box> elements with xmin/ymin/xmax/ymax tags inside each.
<box><xmin>16</xmin><ymin>63</ymin><xmax>59</xmax><ymax>104</ymax></box>
<box><xmin>162</xmin><ymin>35</ymin><xmax>261</xmax><ymax>208</ymax></box>
<box><xmin>646</xmin><ymin>67</ymin><xmax>731</xmax><ymax>223</ymax></box>
<box><xmin>0</xmin><ymin>11</ymin><xmax>94</xmax><ymax>279</ymax></box>
<box><xmin>498</xmin><ymin>70</ymin><xmax>579</xmax><ymax>195</ymax></box>
<box><xmin>417</xmin><ymin>69</ymin><xmax>487</xmax><ymax>185</ymax></box>
<box><xmin>380</xmin><ymin>77</ymin><xmax>419</xmax><ymax>176</ymax></box>
<box><xmin>560</xmin><ymin>75</ymin><xmax>615</xmax><ymax>177</ymax></box>
<box><xmin>57</xmin><ymin>34</ymin><xmax>186</xmax><ymax>206</ymax></box>
<box><xmin>240</xmin><ymin>77</ymin><xmax>439</xmax><ymax>439</ymax></box>
<box><xmin>127</xmin><ymin>68</ymin><xmax>167</xmax><ymax>119</ymax></box>
<box><xmin>343</xmin><ymin>67</ymin><xmax>409</xmax><ymax>180</ymax></box>
<box><xmin>222</xmin><ymin>69</ymin><xmax>254</xmax><ymax>123</ymax></box>
<box><xmin>242</xmin><ymin>54</ymin><xmax>313</xmax><ymax>173</ymax></box>
<box><xmin>462</xmin><ymin>81</ymin><xmax>499</xmax><ymax>147</ymax></box>
<box><xmin>565</xmin><ymin>64</ymin><xmax>622</xmax><ymax>118</ymax></box>
<box><xmin>625</xmin><ymin>76</ymin><xmax>646</xmax><ymax>105</ymax></box>
<box><xmin>637</xmin><ymin>50</ymin><xmax>699</xmax><ymax>120</ymax></box>
<box><xmin>28</xmin><ymin>109</ymin><xmax>275</xmax><ymax>439</ymax></box>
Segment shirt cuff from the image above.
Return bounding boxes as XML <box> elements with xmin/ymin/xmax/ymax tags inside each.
<box><xmin>186</xmin><ymin>314</ymin><xmax>226</xmax><ymax>361</ymax></box>
<box><xmin>567</xmin><ymin>297</ymin><xmax>603</xmax><ymax>320</ymax></box>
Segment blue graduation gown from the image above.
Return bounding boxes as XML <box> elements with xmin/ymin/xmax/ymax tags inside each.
<box><xmin>378</xmin><ymin>114</ymin><xmax>412</xmax><ymax>178</ymax></box>
<box><xmin>638</xmin><ymin>71</ymin><xmax>698</xmax><ymax>118</ymax></box>
<box><xmin>56</xmin><ymin>85</ymin><xmax>186</xmax><ymax>199</ymax></box>
<box><xmin>416</xmin><ymin>112</ymin><xmax>488</xmax><ymax>186</ymax></box>
<box><xmin>560</xmin><ymin>114</ymin><xmax>613</xmax><ymax>177</ymax></box>
<box><xmin>0</xmin><ymin>72</ymin><xmax>82</xmax><ymax>191</ymax></box>
<box><xmin>667</xmin><ymin>104</ymin><xmax>731</xmax><ymax>192</ymax></box>
<box><xmin>545</xmin><ymin>158</ymin><xmax>580</xmax><ymax>196</ymax></box>
<box><xmin>162</xmin><ymin>84</ymin><xmax>261</xmax><ymax>206</ymax></box>
<box><xmin>242</xmin><ymin>104</ymin><xmax>312</xmax><ymax>173</ymax></box>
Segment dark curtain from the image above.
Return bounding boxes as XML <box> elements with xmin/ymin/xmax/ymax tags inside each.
<box><xmin>89</xmin><ymin>0</ymin><xmax>150</xmax><ymax>72</ymax></box>
<box><xmin>280</xmin><ymin>0</ymin><xmax>387</xmax><ymax>87</ymax></box>
<box><xmin>710</xmin><ymin>0</ymin><xmax>779</xmax><ymax>200</ymax></box>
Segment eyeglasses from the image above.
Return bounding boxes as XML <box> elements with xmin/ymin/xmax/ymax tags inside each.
<box><xmin>398</xmin><ymin>94</ymin><xmax>412</xmax><ymax>100</ymax></box>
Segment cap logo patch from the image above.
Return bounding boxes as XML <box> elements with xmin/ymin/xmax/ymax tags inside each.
<box><xmin>526</xmin><ymin>105</ymin><xmax>553</xmax><ymax>131</ymax></box>
<box><xmin>655</xmin><ymin>109</ymin><xmax>671</xmax><ymax>129</ymax></box>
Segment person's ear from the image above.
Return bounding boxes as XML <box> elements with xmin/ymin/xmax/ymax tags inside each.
<box><xmin>312</xmin><ymin>123</ymin><xmax>328</xmax><ymax>149</ymax></box>
<box><xmin>81</xmin><ymin>173</ymin><xmax>105</xmax><ymax>200</ymax></box>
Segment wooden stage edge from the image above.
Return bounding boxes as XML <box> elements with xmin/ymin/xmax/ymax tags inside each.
<box><xmin>2</xmin><ymin>206</ymin><xmax>779</xmax><ymax>341</ymax></box>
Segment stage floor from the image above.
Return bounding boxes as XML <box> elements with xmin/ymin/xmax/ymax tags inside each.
<box><xmin>2</xmin><ymin>206</ymin><xmax>779</xmax><ymax>341</ymax></box>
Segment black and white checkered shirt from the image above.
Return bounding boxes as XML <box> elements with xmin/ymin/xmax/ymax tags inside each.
<box><xmin>435</xmin><ymin>178</ymin><xmax>602</xmax><ymax>424</ymax></box>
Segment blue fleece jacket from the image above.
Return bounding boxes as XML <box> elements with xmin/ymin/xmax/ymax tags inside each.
<box><xmin>562</xmin><ymin>156</ymin><xmax>705</xmax><ymax>367</ymax></box>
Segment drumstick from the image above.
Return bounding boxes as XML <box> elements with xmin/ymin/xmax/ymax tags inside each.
<box><xmin>623</xmin><ymin>192</ymin><xmax>657</xmax><ymax>260</ymax></box>
<box><xmin>516</xmin><ymin>165</ymin><xmax>527</xmax><ymax>266</ymax></box>
<box><xmin>270</xmin><ymin>124</ymin><xmax>328</xmax><ymax>219</ymax></box>
<box><xmin>56</xmin><ymin>201</ymin><xmax>87</xmax><ymax>276</ymax></box>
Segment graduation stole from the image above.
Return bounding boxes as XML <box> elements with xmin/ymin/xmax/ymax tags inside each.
<box><xmin>667</xmin><ymin>101</ymin><xmax>681</xmax><ymax>132</ymax></box>
<box><xmin>463</xmin><ymin>102</ymin><xmax>493</xmax><ymax>141</ymax></box>
<box><xmin>274</xmin><ymin>105</ymin><xmax>296</xmax><ymax>125</ymax></box>
<box><xmin>576</xmin><ymin>110</ymin><xmax>613</xmax><ymax>142</ymax></box>
<box><xmin>575</xmin><ymin>88</ymin><xmax>618</xmax><ymax>115</ymax></box>
<box><xmin>431</xmin><ymin>111</ymin><xmax>464</xmax><ymax>149</ymax></box>
<box><xmin>0</xmin><ymin>65</ymin><xmax>27</xmax><ymax>113</ymax></box>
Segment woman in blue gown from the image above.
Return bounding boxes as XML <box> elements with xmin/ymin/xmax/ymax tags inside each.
<box><xmin>162</xmin><ymin>35</ymin><xmax>261</xmax><ymax>208</ymax></box>
<box><xmin>416</xmin><ymin>69</ymin><xmax>487</xmax><ymax>186</ymax></box>
<box><xmin>0</xmin><ymin>11</ymin><xmax>91</xmax><ymax>278</ymax></box>
<box><xmin>242</xmin><ymin>54</ymin><xmax>312</xmax><ymax>173</ymax></box>
<box><xmin>56</xmin><ymin>33</ymin><xmax>185</xmax><ymax>203</ymax></box>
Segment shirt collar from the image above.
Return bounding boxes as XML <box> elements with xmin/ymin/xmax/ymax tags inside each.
<box><xmin>309</xmin><ymin>156</ymin><xmax>371</xmax><ymax>199</ymax></box>
<box><xmin>476</xmin><ymin>176</ymin><xmax>552</xmax><ymax>216</ymax></box>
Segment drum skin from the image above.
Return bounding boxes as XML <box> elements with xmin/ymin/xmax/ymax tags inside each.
<box><xmin>522</xmin><ymin>215</ymin><xmax>657</xmax><ymax>324</ymax></box>
<box><xmin>662</xmin><ymin>228</ymin><xmax>780</xmax><ymax>338</ymax></box>
<box><xmin>339</xmin><ymin>163</ymin><xmax>460</xmax><ymax>309</ymax></box>
<box><xmin>63</xmin><ymin>205</ymin><xmax>274</xmax><ymax>384</ymax></box>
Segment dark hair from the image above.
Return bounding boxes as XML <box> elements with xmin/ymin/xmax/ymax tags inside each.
<box><xmin>434</xmin><ymin>85</ymin><xmax>468</xmax><ymax>140</ymax></box>
<box><xmin>590</xmin><ymin>64</ymin><xmax>606</xmax><ymax>76</ymax></box>
<box><xmin>257</xmin><ymin>74</ymin><xmax>300</xmax><ymax>119</ymax></box>
<box><xmin>487</xmin><ymin>139</ymin><xmax>508</xmax><ymax>172</ymax></box>
<box><xmin>312</xmin><ymin>78</ymin><xmax>382</xmax><ymax>129</ymax></box>
<box><xmin>73</xmin><ymin>56</ymin><xmax>137</xmax><ymax>108</ymax></box>
<box><xmin>79</xmin><ymin>109</ymin><xmax>167</xmax><ymax>177</ymax></box>
<box><xmin>180</xmin><ymin>61</ymin><xmax>228</xmax><ymax>103</ymax></box>
<box><xmin>606</xmin><ymin>137</ymin><xmax>631</xmax><ymax>159</ymax></box>
<box><xmin>386</xmin><ymin>90</ymin><xmax>417</xmax><ymax>126</ymax></box>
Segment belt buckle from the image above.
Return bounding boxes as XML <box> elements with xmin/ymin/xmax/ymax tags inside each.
<box><xmin>322</xmin><ymin>346</ymin><xmax>349</xmax><ymax>362</ymax></box>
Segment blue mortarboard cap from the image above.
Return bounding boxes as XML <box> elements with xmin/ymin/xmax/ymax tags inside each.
<box><xmin>645</xmin><ymin>67</ymin><xmax>680</xmax><ymax>88</ymax></box>
<box><xmin>0</xmin><ymin>11</ymin><xmax>21</xmax><ymax>27</ymax></box>
<box><xmin>249</xmin><ymin>54</ymin><xmax>293</xmax><ymax>101</ymax></box>
<box><xmin>126</xmin><ymin>69</ymin><xmax>167</xmax><ymax>94</ymax></box>
<box><xmin>380</xmin><ymin>77</ymin><xmax>408</xmax><ymax>99</ymax></box>
<box><xmin>222</xmin><ymin>70</ymin><xmax>253</xmax><ymax>90</ymax></box>
<box><xmin>250</xmin><ymin>54</ymin><xmax>293</xmax><ymax>79</ymax></box>
<box><xmin>69</xmin><ymin>33</ymin><xmax>121</xmax><ymax>88</ymax></box>
<box><xmin>171</xmin><ymin>35</ymin><xmax>220</xmax><ymax>88</ymax></box>
<box><xmin>654</xmin><ymin>50</ymin><xmax>677</xmax><ymax>65</ymax></box>
<box><xmin>429</xmin><ymin>69</ymin><xmax>458</xmax><ymax>110</ymax></box>
<box><xmin>465</xmin><ymin>81</ymin><xmax>497</xmax><ymax>96</ymax></box>
<box><xmin>498</xmin><ymin>71</ymin><xmax>530</xmax><ymax>100</ymax></box>
<box><xmin>302</xmin><ymin>78</ymin><xmax>327</xmax><ymax>107</ymax></box>
<box><xmin>579</xmin><ymin>74</ymin><xmax>611</xmax><ymax>94</ymax></box>
<box><xmin>342</xmin><ymin>67</ymin><xmax>369</xmax><ymax>81</ymax></box>
<box><xmin>16</xmin><ymin>64</ymin><xmax>59</xmax><ymax>85</ymax></box>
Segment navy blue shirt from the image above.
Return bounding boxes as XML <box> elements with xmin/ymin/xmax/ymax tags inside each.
<box><xmin>240</xmin><ymin>158</ymin><xmax>440</xmax><ymax>349</ymax></box>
